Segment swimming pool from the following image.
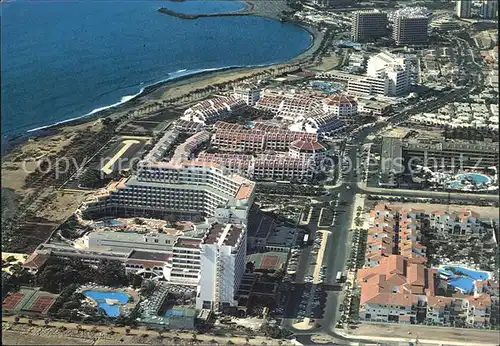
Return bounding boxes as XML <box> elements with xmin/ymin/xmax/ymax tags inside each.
<box><xmin>164</xmin><ymin>308</ymin><xmax>185</xmax><ymax>317</ymax></box>
<box><xmin>456</xmin><ymin>173</ymin><xmax>490</xmax><ymax>184</ymax></box>
<box><xmin>438</xmin><ymin>266</ymin><xmax>489</xmax><ymax>293</ymax></box>
<box><xmin>82</xmin><ymin>290</ymin><xmax>130</xmax><ymax>317</ymax></box>
<box><xmin>247</xmin><ymin>121</ymin><xmax>279</xmax><ymax>127</ymax></box>
<box><xmin>95</xmin><ymin>219</ymin><xmax>124</xmax><ymax>227</ymax></box>
<box><xmin>446</xmin><ymin>173</ymin><xmax>491</xmax><ymax>190</ymax></box>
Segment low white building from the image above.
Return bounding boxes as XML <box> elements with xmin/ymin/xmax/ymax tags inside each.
<box><xmin>429</xmin><ymin>210</ymin><xmax>484</xmax><ymax>236</ymax></box>
<box><xmin>181</xmin><ymin>96</ymin><xmax>247</xmax><ymax>125</ymax></box>
<box><xmin>289</xmin><ymin>110</ymin><xmax>346</xmax><ymax>136</ymax></box>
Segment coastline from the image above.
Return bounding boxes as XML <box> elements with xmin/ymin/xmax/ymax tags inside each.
<box><xmin>2</xmin><ymin>0</ymin><xmax>320</xmax><ymax>155</ymax></box>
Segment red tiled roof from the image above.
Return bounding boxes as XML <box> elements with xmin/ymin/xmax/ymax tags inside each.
<box><xmin>23</xmin><ymin>252</ymin><xmax>49</xmax><ymax>270</ymax></box>
<box><xmin>290</xmin><ymin>139</ymin><xmax>326</xmax><ymax>152</ymax></box>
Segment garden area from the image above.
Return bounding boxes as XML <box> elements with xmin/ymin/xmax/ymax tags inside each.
<box><xmin>3</xmin><ymin>256</ymin><xmax>147</xmax><ymax>324</ymax></box>
<box><xmin>256</xmin><ymin>184</ymin><xmax>325</xmax><ymax>197</ymax></box>
<box><xmin>346</xmin><ymin>229</ymin><xmax>368</xmax><ymax>271</ymax></box>
<box><xmin>318</xmin><ymin>207</ymin><xmax>334</xmax><ymax>227</ymax></box>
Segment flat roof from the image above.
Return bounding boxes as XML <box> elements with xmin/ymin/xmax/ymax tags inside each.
<box><xmin>174</xmin><ymin>237</ymin><xmax>202</xmax><ymax>249</ymax></box>
<box><xmin>204</xmin><ymin>223</ymin><xmax>244</xmax><ymax>247</ymax></box>
<box><xmin>128</xmin><ymin>250</ymin><xmax>170</xmax><ymax>262</ymax></box>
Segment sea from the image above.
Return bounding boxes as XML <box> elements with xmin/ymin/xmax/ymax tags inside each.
<box><xmin>0</xmin><ymin>0</ymin><xmax>312</xmax><ymax>139</ymax></box>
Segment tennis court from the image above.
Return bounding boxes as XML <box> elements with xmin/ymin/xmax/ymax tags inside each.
<box><xmin>3</xmin><ymin>288</ymin><xmax>59</xmax><ymax>316</ymax></box>
<box><xmin>247</xmin><ymin>251</ymin><xmax>287</xmax><ymax>271</ymax></box>
<box><xmin>3</xmin><ymin>292</ymin><xmax>25</xmax><ymax>310</ymax></box>
<box><xmin>26</xmin><ymin>295</ymin><xmax>56</xmax><ymax>314</ymax></box>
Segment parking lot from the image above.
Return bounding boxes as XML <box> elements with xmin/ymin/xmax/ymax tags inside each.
<box><xmin>277</xmin><ymin>206</ymin><xmax>333</xmax><ymax>328</ymax></box>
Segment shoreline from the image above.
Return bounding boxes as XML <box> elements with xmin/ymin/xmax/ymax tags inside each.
<box><xmin>2</xmin><ymin>1</ymin><xmax>320</xmax><ymax>155</ymax></box>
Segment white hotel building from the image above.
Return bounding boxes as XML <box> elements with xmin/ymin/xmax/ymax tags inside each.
<box><xmin>348</xmin><ymin>51</ymin><xmax>411</xmax><ymax>97</ymax></box>
<box><xmin>74</xmin><ymin>131</ymin><xmax>256</xmax><ymax>311</ymax></box>
<box><xmin>81</xmin><ymin>160</ymin><xmax>255</xmax><ymax>223</ymax></box>
<box><xmin>233</xmin><ymin>82</ymin><xmax>261</xmax><ymax>106</ymax></box>
<box><xmin>198</xmin><ymin>223</ymin><xmax>247</xmax><ymax>310</ymax></box>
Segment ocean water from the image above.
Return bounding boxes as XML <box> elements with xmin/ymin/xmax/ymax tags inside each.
<box><xmin>1</xmin><ymin>0</ymin><xmax>312</xmax><ymax>137</ymax></box>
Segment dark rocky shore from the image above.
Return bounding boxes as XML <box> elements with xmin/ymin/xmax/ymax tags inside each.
<box><xmin>157</xmin><ymin>7</ymin><xmax>251</xmax><ymax>19</ymax></box>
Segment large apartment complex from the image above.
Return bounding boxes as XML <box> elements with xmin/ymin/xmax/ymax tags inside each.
<box><xmin>351</xmin><ymin>10</ymin><xmax>388</xmax><ymax>42</ymax></box>
<box><xmin>254</xmin><ymin>92</ymin><xmax>347</xmax><ymax>136</ymax></box>
<box><xmin>456</xmin><ymin>0</ymin><xmax>472</xmax><ymax>18</ymax></box>
<box><xmin>197</xmin><ymin>152</ymin><xmax>315</xmax><ymax>181</ymax></box>
<box><xmin>381</xmin><ymin>135</ymin><xmax>499</xmax><ymax>174</ymax></box>
<box><xmin>211</xmin><ymin>121</ymin><xmax>317</xmax><ymax>152</ymax></box>
<box><xmin>392</xmin><ymin>16</ymin><xmax>429</xmax><ymax>46</ymax></box>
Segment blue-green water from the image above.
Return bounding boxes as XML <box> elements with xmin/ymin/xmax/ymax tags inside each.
<box><xmin>1</xmin><ymin>1</ymin><xmax>312</xmax><ymax>137</ymax></box>
<box><xmin>82</xmin><ymin>290</ymin><xmax>130</xmax><ymax>317</ymax></box>
<box><xmin>438</xmin><ymin>266</ymin><xmax>489</xmax><ymax>293</ymax></box>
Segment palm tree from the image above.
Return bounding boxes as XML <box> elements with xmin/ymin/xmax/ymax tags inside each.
<box><xmin>44</xmin><ymin>318</ymin><xmax>50</xmax><ymax>328</ymax></box>
<box><xmin>125</xmin><ymin>328</ymin><xmax>131</xmax><ymax>335</ymax></box>
<box><xmin>13</xmin><ymin>316</ymin><xmax>20</xmax><ymax>324</ymax></box>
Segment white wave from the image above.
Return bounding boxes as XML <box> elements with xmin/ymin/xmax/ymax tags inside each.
<box><xmin>27</xmin><ymin>89</ymin><xmax>143</xmax><ymax>133</ymax></box>
<box><xmin>25</xmin><ymin>62</ymin><xmax>275</xmax><ymax>134</ymax></box>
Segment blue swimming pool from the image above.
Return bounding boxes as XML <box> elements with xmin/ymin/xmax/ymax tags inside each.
<box><xmin>446</xmin><ymin>173</ymin><xmax>491</xmax><ymax>190</ymax></box>
<box><xmin>438</xmin><ymin>266</ymin><xmax>489</xmax><ymax>293</ymax></box>
<box><xmin>456</xmin><ymin>173</ymin><xmax>490</xmax><ymax>184</ymax></box>
<box><xmin>82</xmin><ymin>290</ymin><xmax>130</xmax><ymax>317</ymax></box>
<box><xmin>95</xmin><ymin>219</ymin><xmax>124</xmax><ymax>227</ymax></box>
<box><xmin>164</xmin><ymin>308</ymin><xmax>185</xmax><ymax>317</ymax></box>
<box><xmin>247</xmin><ymin>121</ymin><xmax>279</xmax><ymax>127</ymax></box>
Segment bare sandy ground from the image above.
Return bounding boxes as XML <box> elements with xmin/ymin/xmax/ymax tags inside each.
<box><xmin>2</xmin><ymin>318</ymin><xmax>291</xmax><ymax>346</ymax></box>
<box><xmin>2</xmin><ymin>121</ymin><xmax>103</xmax><ymax>196</ymax></box>
<box><xmin>2</xmin><ymin>330</ymin><xmax>94</xmax><ymax>345</ymax></box>
<box><xmin>364</xmin><ymin>200</ymin><xmax>500</xmax><ymax>219</ymax></box>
